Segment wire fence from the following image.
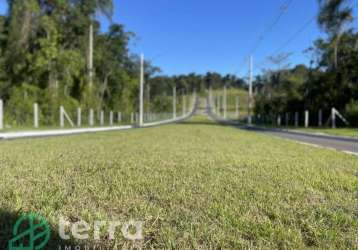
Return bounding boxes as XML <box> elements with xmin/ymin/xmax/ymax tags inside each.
<box><xmin>0</xmin><ymin>89</ymin><xmax>196</xmax><ymax>131</ymax></box>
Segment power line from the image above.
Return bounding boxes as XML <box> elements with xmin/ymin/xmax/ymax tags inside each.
<box><xmin>257</xmin><ymin>15</ymin><xmax>316</xmax><ymax>70</ymax></box>
<box><xmin>255</xmin><ymin>0</ymin><xmax>357</xmax><ymax>72</ymax></box>
<box><xmin>248</xmin><ymin>0</ymin><xmax>294</xmax><ymax>56</ymax></box>
<box><xmin>235</xmin><ymin>0</ymin><xmax>294</xmax><ymax>76</ymax></box>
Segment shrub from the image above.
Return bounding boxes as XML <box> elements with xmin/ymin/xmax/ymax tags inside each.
<box><xmin>151</xmin><ymin>95</ymin><xmax>172</xmax><ymax>113</ymax></box>
<box><xmin>345</xmin><ymin>100</ymin><xmax>358</xmax><ymax>126</ymax></box>
<box><xmin>5</xmin><ymin>84</ymin><xmax>42</xmax><ymax>127</ymax></box>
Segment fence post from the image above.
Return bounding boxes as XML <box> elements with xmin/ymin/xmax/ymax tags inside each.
<box><xmin>131</xmin><ymin>113</ymin><xmax>134</xmax><ymax>123</ymax></box>
<box><xmin>318</xmin><ymin>109</ymin><xmax>323</xmax><ymax>127</ymax></box>
<box><xmin>209</xmin><ymin>86</ymin><xmax>213</xmax><ymax>106</ymax></box>
<box><xmin>173</xmin><ymin>86</ymin><xmax>177</xmax><ymax>118</ymax></box>
<box><xmin>215</xmin><ymin>97</ymin><xmax>218</xmax><ymax>113</ymax></box>
<box><xmin>34</xmin><ymin>103</ymin><xmax>39</xmax><ymax>128</ymax></box>
<box><xmin>118</xmin><ymin>112</ymin><xmax>122</xmax><ymax>123</ymax></box>
<box><xmin>60</xmin><ymin>106</ymin><xmax>65</xmax><ymax>128</ymax></box>
<box><xmin>221</xmin><ymin>95</ymin><xmax>225</xmax><ymax>116</ymax></box>
<box><xmin>305</xmin><ymin>110</ymin><xmax>309</xmax><ymax>128</ymax></box>
<box><xmin>100</xmin><ymin>110</ymin><xmax>104</xmax><ymax>126</ymax></box>
<box><xmin>0</xmin><ymin>99</ymin><xmax>3</xmax><ymax>130</ymax></box>
<box><xmin>61</xmin><ymin>106</ymin><xmax>75</xmax><ymax>128</ymax></box>
<box><xmin>332</xmin><ymin>108</ymin><xmax>336</xmax><ymax>129</ymax></box>
<box><xmin>223</xmin><ymin>86</ymin><xmax>227</xmax><ymax>119</ymax></box>
<box><xmin>109</xmin><ymin>111</ymin><xmax>113</xmax><ymax>126</ymax></box>
<box><xmin>295</xmin><ymin>112</ymin><xmax>299</xmax><ymax>127</ymax></box>
<box><xmin>183</xmin><ymin>94</ymin><xmax>186</xmax><ymax>116</ymax></box>
<box><xmin>89</xmin><ymin>109</ymin><xmax>94</xmax><ymax>127</ymax></box>
<box><xmin>217</xmin><ymin>96</ymin><xmax>220</xmax><ymax>114</ymax></box>
<box><xmin>236</xmin><ymin>97</ymin><xmax>240</xmax><ymax>119</ymax></box>
<box><xmin>77</xmin><ymin>108</ymin><xmax>81</xmax><ymax>127</ymax></box>
<box><xmin>277</xmin><ymin>115</ymin><xmax>281</xmax><ymax>126</ymax></box>
<box><xmin>285</xmin><ymin>113</ymin><xmax>289</xmax><ymax>127</ymax></box>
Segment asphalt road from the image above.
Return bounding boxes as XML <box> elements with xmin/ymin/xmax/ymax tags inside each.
<box><xmin>245</xmin><ymin>126</ymin><xmax>358</xmax><ymax>155</ymax></box>
<box><xmin>205</xmin><ymin>98</ymin><xmax>358</xmax><ymax>155</ymax></box>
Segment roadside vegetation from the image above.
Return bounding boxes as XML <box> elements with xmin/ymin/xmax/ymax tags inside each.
<box><xmin>0</xmin><ymin>116</ymin><xmax>357</xmax><ymax>249</ymax></box>
<box><xmin>254</xmin><ymin>0</ymin><xmax>358</xmax><ymax>128</ymax></box>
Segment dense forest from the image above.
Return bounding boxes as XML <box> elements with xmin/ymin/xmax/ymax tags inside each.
<box><xmin>254</xmin><ymin>0</ymin><xmax>358</xmax><ymax>126</ymax></box>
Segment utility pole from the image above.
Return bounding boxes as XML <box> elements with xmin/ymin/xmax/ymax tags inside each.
<box><xmin>248</xmin><ymin>55</ymin><xmax>253</xmax><ymax>125</ymax></box>
<box><xmin>139</xmin><ymin>54</ymin><xmax>144</xmax><ymax>126</ymax></box>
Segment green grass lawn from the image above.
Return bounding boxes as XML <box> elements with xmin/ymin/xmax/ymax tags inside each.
<box><xmin>0</xmin><ymin>116</ymin><xmax>357</xmax><ymax>249</ymax></box>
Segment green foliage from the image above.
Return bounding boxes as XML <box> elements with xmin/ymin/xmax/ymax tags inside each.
<box><xmin>317</xmin><ymin>0</ymin><xmax>353</xmax><ymax>36</ymax></box>
<box><xmin>255</xmin><ymin>30</ymin><xmax>358</xmax><ymax>126</ymax></box>
<box><xmin>317</xmin><ymin>0</ymin><xmax>353</xmax><ymax>68</ymax></box>
<box><xmin>5</xmin><ymin>84</ymin><xmax>41</xmax><ymax>126</ymax></box>
<box><xmin>254</xmin><ymin>65</ymin><xmax>309</xmax><ymax>120</ymax></box>
<box><xmin>40</xmin><ymin>91</ymin><xmax>79</xmax><ymax>126</ymax></box>
<box><xmin>151</xmin><ymin>95</ymin><xmax>172</xmax><ymax>113</ymax></box>
<box><xmin>345</xmin><ymin>100</ymin><xmax>358</xmax><ymax>126</ymax></box>
<box><xmin>253</xmin><ymin>2</ymin><xmax>357</xmax><ymax>126</ymax></box>
<box><xmin>0</xmin><ymin>1</ymin><xmax>143</xmax><ymax>126</ymax></box>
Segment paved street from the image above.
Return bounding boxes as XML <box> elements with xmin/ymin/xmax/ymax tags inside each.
<box><xmin>246</xmin><ymin>127</ymin><xmax>358</xmax><ymax>155</ymax></box>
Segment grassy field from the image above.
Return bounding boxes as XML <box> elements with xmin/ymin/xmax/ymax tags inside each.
<box><xmin>0</xmin><ymin>116</ymin><xmax>357</xmax><ymax>249</ymax></box>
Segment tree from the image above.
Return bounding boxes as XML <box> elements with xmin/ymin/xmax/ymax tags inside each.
<box><xmin>94</xmin><ymin>24</ymin><xmax>135</xmax><ymax>110</ymax></box>
<box><xmin>317</xmin><ymin>0</ymin><xmax>353</xmax><ymax>69</ymax></box>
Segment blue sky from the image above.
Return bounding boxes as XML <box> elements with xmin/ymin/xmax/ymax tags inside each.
<box><xmin>1</xmin><ymin>1</ymin><xmax>357</xmax><ymax>77</ymax></box>
<box><xmin>105</xmin><ymin>0</ymin><xmax>324</xmax><ymax>76</ymax></box>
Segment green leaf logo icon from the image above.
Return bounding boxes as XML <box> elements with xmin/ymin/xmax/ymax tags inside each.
<box><xmin>8</xmin><ymin>213</ymin><xmax>51</xmax><ymax>250</ymax></box>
